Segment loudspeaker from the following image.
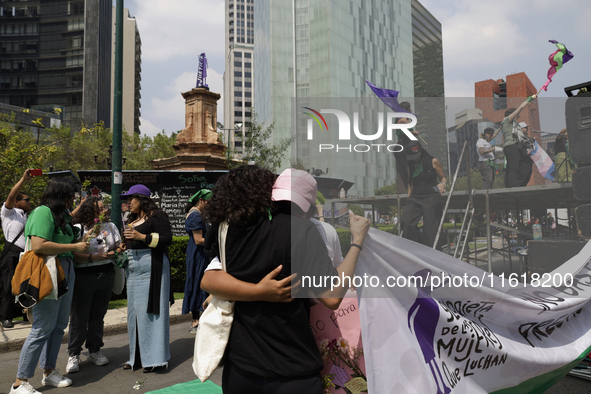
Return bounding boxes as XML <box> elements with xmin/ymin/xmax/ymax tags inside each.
<box><xmin>527</xmin><ymin>239</ymin><xmax>587</xmax><ymax>275</ymax></box>
<box><xmin>565</xmin><ymin>94</ymin><xmax>591</xmax><ymax>166</ymax></box>
<box><xmin>572</xmin><ymin>165</ymin><xmax>591</xmax><ymax>201</ymax></box>
<box><xmin>575</xmin><ymin>204</ymin><xmax>591</xmax><ymax>238</ymax></box>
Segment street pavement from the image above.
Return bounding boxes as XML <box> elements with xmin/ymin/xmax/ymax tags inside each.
<box><xmin>1</xmin><ymin>285</ymin><xmax>590</xmax><ymax>393</ymax></box>
<box><xmin>0</xmin><ymin>323</ymin><xmax>223</xmax><ymax>393</ymax></box>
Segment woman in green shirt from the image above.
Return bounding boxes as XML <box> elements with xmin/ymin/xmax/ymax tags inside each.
<box><xmin>10</xmin><ymin>178</ymin><xmax>89</xmax><ymax>394</ymax></box>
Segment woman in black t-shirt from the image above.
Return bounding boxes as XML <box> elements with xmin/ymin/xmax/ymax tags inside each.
<box><xmin>401</xmin><ymin>141</ymin><xmax>447</xmax><ymax>250</ymax></box>
<box><xmin>201</xmin><ymin>166</ymin><xmax>369</xmax><ymax>394</ymax></box>
<box><xmin>120</xmin><ymin>184</ymin><xmax>173</xmax><ymax>373</ymax></box>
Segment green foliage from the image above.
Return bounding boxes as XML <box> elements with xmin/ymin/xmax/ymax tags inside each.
<box><xmin>453</xmin><ymin>168</ymin><xmax>505</xmax><ymax>191</ymax></box>
<box><xmin>124</xmin><ymin>131</ymin><xmax>178</xmax><ymax>170</ymax></box>
<box><xmin>336</xmin><ymin>228</ymin><xmax>352</xmax><ymax>257</ymax></box>
<box><xmin>290</xmin><ymin>157</ymin><xmax>307</xmax><ymax>171</ymax></box>
<box><xmin>374</xmin><ymin>183</ymin><xmax>398</xmax><ymax>216</ymax></box>
<box><xmin>348</xmin><ymin>204</ymin><xmax>364</xmax><ymax>216</ymax></box>
<box><xmin>44</xmin><ymin>123</ymin><xmax>177</xmax><ymax>174</ymax></box>
<box><xmin>227</xmin><ymin>110</ymin><xmax>293</xmax><ymax>172</ymax></box>
<box><xmin>168</xmin><ymin>236</ymin><xmax>190</xmax><ymax>292</ymax></box>
<box><xmin>0</xmin><ymin>113</ymin><xmax>51</xmax><ymax>202</ymax></box>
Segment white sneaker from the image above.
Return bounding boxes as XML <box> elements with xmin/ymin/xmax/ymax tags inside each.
<box><xmin>9</xmin><ymin>382</ymin><xmax>41</xmax><ymax>394</ymax></box>
<box><xmin>88</xmin><ymin>352</ymin><xmax>109</xmax><ymax>366</ymax></box>
<box><xmin>41</xmin><ymin>370</ymin><xmax>72</xmax><ymax>388</ymax></box>
<box><xmin>66</xmin><ymin>355</ymin><xmax>80</xmax><ymax>373</ymax></box>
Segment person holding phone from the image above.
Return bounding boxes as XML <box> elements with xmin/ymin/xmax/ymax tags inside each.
<box><xmin>1</xmin><ymin>169</ymin><xmax>33</xmax><ymax>329</ymax></box>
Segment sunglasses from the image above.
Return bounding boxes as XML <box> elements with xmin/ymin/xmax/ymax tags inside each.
<box><xmin>20</xmin><ymin>198</ymin><xmax>31</xmax><ymax>202</ymax></box>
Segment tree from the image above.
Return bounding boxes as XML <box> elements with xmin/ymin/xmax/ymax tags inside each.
<box><xmin>124</xmin><ymin>131</ymin><xmax>177</xmax><ymax>170</ymax></box>
<box><xmin>0</xmin><ymin>114</ymin><xmax>177</xmax><ymax>205</ymax></box>
<box><xmin>374</xmin><ymin>183</ymin><xmax>398</xmax><ymax>216</ymax></box>
<box><xmin>290</xmin><ymin>158</ymin><xmax>307</xmax><ymax>171</ymax></box>
<box><xmin>0</xmin><ymin>112</ymin><xmax>52</xmax><ymax>201</ymax></box>
<box><xmin>227</xmin><ymin>111</ymin><xmax>293</xmax><ymax>172</ymax></box>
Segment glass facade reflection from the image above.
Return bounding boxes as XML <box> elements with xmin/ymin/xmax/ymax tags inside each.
<box><xmin>411</xmin><ymin>0</ymin><xmax>447</xmax><ymax>174</ymax></box>
<box><xmin>255</xmin><ymin>0</ymin><xmax>416</xmax><ymax>196</ymax></box>
<box><xmin>0</xmin><ymin>0</ymin><xmax>112</xmax><ymax>128</ymax></box>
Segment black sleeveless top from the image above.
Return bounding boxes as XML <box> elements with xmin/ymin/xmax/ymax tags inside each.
<box><xmin>409</xmin><ymin>156</ymin><xmax>439</xmax><ymax>195</ymax></box>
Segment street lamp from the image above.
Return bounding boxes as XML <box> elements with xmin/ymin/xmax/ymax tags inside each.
<box><xmin>307</xmin><ymin>168</ymin><xmax>329</xmax><ymax>177</ymax></box>
<box><xmin>94</xmin><ymin>145</ymin><xmax>126</xmax><ymax>168</ymax></box>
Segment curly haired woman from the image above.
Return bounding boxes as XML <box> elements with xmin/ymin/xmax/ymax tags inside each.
<box><xmin>201</xmin><ymin>166</ymin><xmax>369</xmax><ymax>394</ymax></box>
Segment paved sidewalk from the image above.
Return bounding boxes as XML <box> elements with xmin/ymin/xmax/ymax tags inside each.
<box><xmin>0</xmin><ymin>299</ymin><xmax>190</xmax><ymax>353</ymax></box>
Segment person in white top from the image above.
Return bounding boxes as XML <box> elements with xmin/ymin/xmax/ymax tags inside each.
<box><xmin>476</xmin><ymin>128</ymin><xmax>497</xmax><ymax>190</ymax></box>
<box><xmin>66</xmin><ymin>197</ymin><xmax>124</xmax><ymax>374</ymax></box>
<box><xmin>1</xmin><ymin>169</ymin><xmax>33</xmax><ymax>329</ymax></box>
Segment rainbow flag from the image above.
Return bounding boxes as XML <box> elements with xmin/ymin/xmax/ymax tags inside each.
<box><xmin>541</xmin><ymin>40</ymin><xmax>574</xmax><ymax>91</ymax></box>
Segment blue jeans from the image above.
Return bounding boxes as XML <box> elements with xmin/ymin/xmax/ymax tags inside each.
<box><xmin>16</xmin><ymin>258</ymin><xmax>75</xmax><ymax>379</ymax></box>
<box><xmin>125</xmin><ymin>249</ymin><xmax>170</xmax><ymax>368</ymax></box>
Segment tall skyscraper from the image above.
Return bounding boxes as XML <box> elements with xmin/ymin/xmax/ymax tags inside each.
<box><xmin>254</xmin><ymin>0</ymin><xmax>443</xmax><ymax>196</ymax></box>
<box><xmin>223</xmin><ymin>0</ymin><xmax>255</xmax><ymax>153</ymax></box>
<box><xmin>475</xmin><ymin>72</ymin><xmax>544</xmax><ymax>185</ymax></box>
<box><xmin>110</xmin><ymin>7</ymin><xmax>141</xmax><ymax>136</ymax></box>
<box><xmin>0</xmin><ymin>0</ymin><xmax>112</xmax><ymax>129</ymax></box>
<box><xmin>411</xmin><ymin>0</ymin><xmax>447</xmax><ymax>174</ymax></box>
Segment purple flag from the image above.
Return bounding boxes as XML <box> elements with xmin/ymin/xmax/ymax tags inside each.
<box><xmin>366</xmin><ymin>81</ymin><xmax>414</xmax><ymax>115</ymax></box>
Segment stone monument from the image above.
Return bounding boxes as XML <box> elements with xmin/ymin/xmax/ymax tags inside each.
<box><xmin>152</xmin><ymin>53</ymin><xmax>235</xmax><ymax>171</ymax></box>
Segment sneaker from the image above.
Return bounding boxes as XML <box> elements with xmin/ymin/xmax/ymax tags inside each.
<box><xmin>88</xmin><ymin>352</ymin><xmax>109</xmax><ymax>366</ymax></box>
<box><xmin>66</xmin><ymin>355</ymin><xmax>80</xmax><ymax>373</ymax></box>
<box><xmin>189</xmin><ymin>324</ymin><xmax>198</xmax><ymax>334</ymax></box>
<box><xmin>10</xmin><ymin>381</ymin><xmax>41</xmax><ymax>393</ymax></box>
<box><xmin>41</xmin><ymin>370</ymin><xmax>72</xmax><ymax>388</ymax></box>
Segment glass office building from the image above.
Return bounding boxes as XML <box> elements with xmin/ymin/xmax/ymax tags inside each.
<box><xmin>254</xmin><ymin>0</ymin><xmax>445</xmax><ymax>196</ymax></box>
<box><xmin>411</xmin><ymin>0</ymin><xmax>447</xmax><ymax>174</ymax></box>
<box><xmin>0</xmin><ymin>0</ymin><xmax>112</xmax><ymax>129</ymax></box>
<box><xmin>255</xmin><ymin>0</ymin><xmax>416</xmax><ymax>196</ymax></box>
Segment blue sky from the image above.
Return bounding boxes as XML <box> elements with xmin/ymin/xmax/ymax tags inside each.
<box><xmin>121</xmin><ymin>0</ymin><xmax>591</xmax><ymax>136</ymax></box>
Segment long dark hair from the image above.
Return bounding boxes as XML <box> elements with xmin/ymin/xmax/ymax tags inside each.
<box><xmin>73</xmin><ymin>196</ymin><xmax>106</xmax><ymax>229</ymax></box>
<box><xmin>204</xmin><ymin>165</ymin><xmax>276</xmax><ymax>226</ymax></box>
<box><xmin>128</xmin><ymin>194</ymin><xmax>165</xmax><ymax>222</ymax></box>
<box><xmin>39</xmin><ymin>178</ymin><xmax>79</xmax><ymax>232</ymax></box>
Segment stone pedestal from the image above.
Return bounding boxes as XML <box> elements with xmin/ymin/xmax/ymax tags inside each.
<box><xmin>151</xmin><ymin>87</ymin><xmax>235</xmax><ymax>171</ymax></box>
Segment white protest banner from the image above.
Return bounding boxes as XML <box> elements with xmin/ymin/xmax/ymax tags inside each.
<box><xmin>355</xmin><ymin>228</ymin><xmax>591</xmax><ymax>394</ymax></box>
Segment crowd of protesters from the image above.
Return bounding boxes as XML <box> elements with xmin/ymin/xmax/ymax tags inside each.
<box><xmin>0</xmin><ymin>165</ymin><xmax>369</xmax><ymax>394</ymax></box>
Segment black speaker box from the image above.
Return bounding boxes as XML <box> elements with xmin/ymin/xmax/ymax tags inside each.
<box><xmin>575</xmin><ymin>203</ymin><xmax>591</xmax><ymax>238</ymax></box>
<box><xmin>573</xmin><ymin>165</ymin><xmax>591</xmax><ymax>201</ymax></box>
<box><xmin>527</xmin><ymin>239</ymin><xmax>587</xmax><ymax>275</ymax></box>
<box><xmin>565</xmin><ymin>94</ymin><xmax>591</xmax><ymax>166</ymax></box>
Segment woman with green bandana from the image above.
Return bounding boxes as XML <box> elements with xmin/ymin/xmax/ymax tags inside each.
<box><xmin>183</xmin><ymin>189</ymin><xmax>212</xmax><ymax>333</ymax></box>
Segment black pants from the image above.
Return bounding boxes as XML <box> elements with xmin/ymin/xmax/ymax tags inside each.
<box><xmin>401</xmin><ymin>193</ymin><xmax>444</xmax><ymax>250</ymax></box>
<box><xmin>67</xmin><ymin>268</ymin><xmax>114</xmax><ymax>356</ymax></box>
<box><xmin>0</xmin><ymin>245</ymin><xmax>23</xmax><ymax>321</ymax></box>
<box><xmin>395</xmin><ymin>141</ymin><xmax>410</xmax><ymax>194</ymax></box>
<box><xmin>504</xmin><ymin>144</ymin><xmax>532</xmax><ymax>187</ymax></box>
<box><xmin>222</xmin><ymin>360</ymin><xmax>322</xmax><ymax>394</ymax></box>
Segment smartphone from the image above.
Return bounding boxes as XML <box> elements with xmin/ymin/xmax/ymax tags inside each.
<box><xmin>30</xmin><ymin>169</ymin><xmax>42</xmax><ymax>177</ymax></box>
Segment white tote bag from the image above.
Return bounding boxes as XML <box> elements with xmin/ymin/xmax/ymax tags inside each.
<box><xmin>193</xmin><ymin>222</ymin><xmax>234</xmax><ymax>382</ymax></box>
